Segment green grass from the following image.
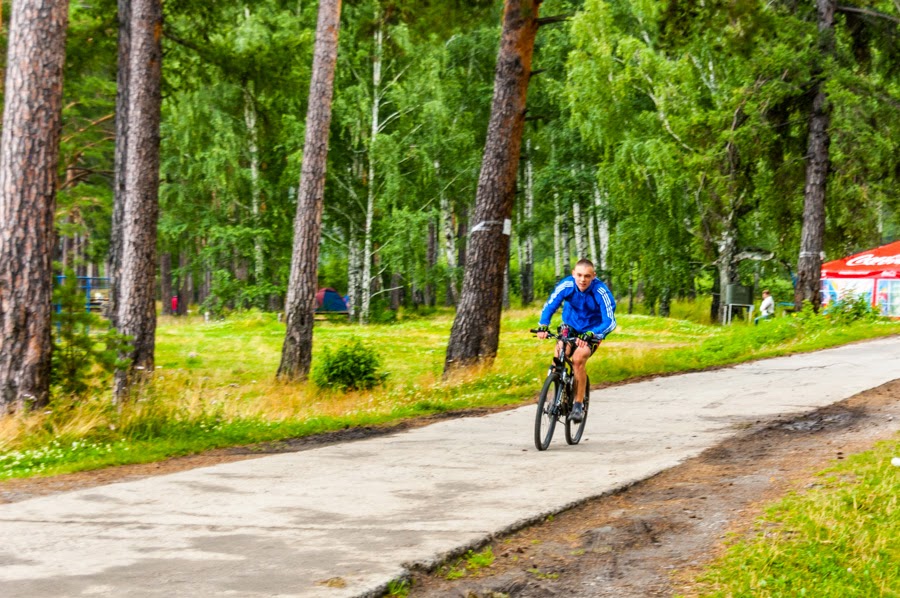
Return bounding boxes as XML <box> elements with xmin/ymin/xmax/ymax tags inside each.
<box><xmin>1</xmin><ymin>304</ymin><xmax>898</xmax><ymax>480</ymax></box>
<box><xmin>439</xmin><ymin>547</ymin><xmax>496</xmax><ymax>579</ymax></box>
<box><xmin>690</xmin><ymin>438</ymin><xmax>900</xmax><ymax>597</ymax></box>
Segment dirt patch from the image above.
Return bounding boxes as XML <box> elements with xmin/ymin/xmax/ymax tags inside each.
<box><xmin>403</xmin><ymin>380</ymin><xmax>900</xmax><ymax>597</ymax></box>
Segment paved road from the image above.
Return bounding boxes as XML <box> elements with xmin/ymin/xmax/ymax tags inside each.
<box><xmin>2</xmin><ymin>337</ymin><xmax>899</xmax><ymax>598</ymax></box>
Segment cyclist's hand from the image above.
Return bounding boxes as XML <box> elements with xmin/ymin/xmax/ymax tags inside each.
<box><xmin>536</xmin><ymin>325</ymin><xmax>549</xmax><ymax>340</ymax></box>
<box><xmin>576</xmin><ymin>331</ymin><xmax>594</xmax><ymax>348</ymax></box>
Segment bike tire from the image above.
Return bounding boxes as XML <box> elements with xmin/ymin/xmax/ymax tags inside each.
<box><xmin>535</xmin><ymin>374</ymin><xmax>560</xmax><ymax>451</ymax></box>
<box><xmin>565</xmin><ymin>375</ymin><xmax>590</xmax><ymax>445</ymax></box>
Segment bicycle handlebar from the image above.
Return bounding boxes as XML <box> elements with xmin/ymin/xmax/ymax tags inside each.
<box><xmin>529</xmin><ymin>329</ymin><xmax>600</xmax><ymax>345</ymax></box>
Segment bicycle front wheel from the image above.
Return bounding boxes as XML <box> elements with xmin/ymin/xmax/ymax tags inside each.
<box><xmin>565</xmin><ymin>375</ymin><xmax>590</xmax><ymax>445</ymax></box>
<box><xmin>535</xmin><ymin>374</ymin><xmax>561</xmax><ymax>451</ymax></box>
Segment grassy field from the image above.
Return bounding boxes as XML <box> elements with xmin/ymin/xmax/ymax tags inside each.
<box><xmin>689</xmin><ymin>438</ymin><xmax>900</xmax><ymax>597</ymax></box>
<box><xmin>1</xmin><ymin>305</ymin><xmax>898</xmax><ymax>480</ymax></box>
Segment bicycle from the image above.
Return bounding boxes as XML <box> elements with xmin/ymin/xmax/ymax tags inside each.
<box><xmin>530</xmin><ymin>328</ymin><xmax>596</xmax><ymax>451</ymax></box>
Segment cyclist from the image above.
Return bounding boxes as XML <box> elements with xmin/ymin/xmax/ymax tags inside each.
<box><xmin>536</xmin><ymin>259</ymin><xmax>616</xmax><ymax>423</ymax></box>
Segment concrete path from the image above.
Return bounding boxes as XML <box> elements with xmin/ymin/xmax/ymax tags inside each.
<box><xmin>2</xmin><ymin>337</ymin><xmax>899</xmax><ymax>598</ymax></box>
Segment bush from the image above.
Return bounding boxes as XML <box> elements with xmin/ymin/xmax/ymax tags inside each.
<box><xmin>52</xmin><ymin>267</ymin><xmax>131</xmax><ymax>396</ymax></box>
<box><xmin>311</xmin><ymin>337</ymin><xmax>388</xmax><ymax>391</ymax></box>
<box><xmin>825</xmin><ymin>294</ymin><xmax>882</xmax><ymax>325</ymax></box>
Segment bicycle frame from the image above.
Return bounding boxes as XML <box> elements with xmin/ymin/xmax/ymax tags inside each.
<box><xmin>534</xmin><ymin>330</ymin><xmax>595</xmax><ymax>418</ymax></box>
<box><xmin>531</xmin><ymin>328</ymin><xmax>597</xmax><ymax>450</ymax></box>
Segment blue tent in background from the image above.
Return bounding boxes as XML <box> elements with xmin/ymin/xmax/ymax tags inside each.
<box><xmin>316</xmin><ymin>288</ymin><xmax>348</xmax><ymax>313</ymax></box>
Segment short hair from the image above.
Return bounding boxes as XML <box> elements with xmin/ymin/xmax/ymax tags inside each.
<box><xmin>762</xmin><ymin>289</ymin><xmax>770</xmax><ymax>295</ymax></box>
<box><xmin>575</xmin><ymin>258</ymin><xmax>595</xmax><ymax>270</ymax></box>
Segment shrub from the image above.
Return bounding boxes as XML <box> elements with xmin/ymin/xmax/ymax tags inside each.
<box><xmin>52</xmin><ymin>267</ymin><xmax>131</xmax><ymax>397</ymax></box>
<box><xmin>311</xmin><ymin>337</ymin><xmax>388</xmax><ymax>391</ymax></box>
<box><xmin>825</xmin><ymin>294</ymin><xmax>882</xmax><ymax>325</ymax></box>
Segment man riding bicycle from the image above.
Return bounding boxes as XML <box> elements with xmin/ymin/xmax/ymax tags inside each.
<box><xmin>536</xmin><ymin>259</ymin><xmax>616</xmax><ymax>423</ymax></box>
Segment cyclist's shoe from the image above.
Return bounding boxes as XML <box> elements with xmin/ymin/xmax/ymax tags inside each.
<box><xmin>569</xmin><ymin>402</ymin><xmax>584</xmax><ymax>423</ymax></box>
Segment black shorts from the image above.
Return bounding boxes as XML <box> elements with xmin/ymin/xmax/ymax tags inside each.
<box><xmin>557</xmin><ymin>325</ymin><xmax>599</xmax><ymax>355</ymax></box>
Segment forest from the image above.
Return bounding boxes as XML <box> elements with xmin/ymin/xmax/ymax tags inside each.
<box><xmin>1</xmin><ymin>0</ymin><xmax>900</xmax><ymax>413</ymax></box>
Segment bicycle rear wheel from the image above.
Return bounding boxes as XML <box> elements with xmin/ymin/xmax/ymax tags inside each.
<box><xmin>535</xmin><ymin>374</ymin><xmax>560</xmax><ymax>451</ymax></box>
<box><xmin>565</xmin><ymin>375</ymin><xmax>590</xmax><ymax>445</ymax></box>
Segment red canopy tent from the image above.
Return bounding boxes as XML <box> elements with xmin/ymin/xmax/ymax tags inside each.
<box><xmin>820</xmin><ymin>240</ymin><xmax>900</xmax><ymax>317</ymax></box>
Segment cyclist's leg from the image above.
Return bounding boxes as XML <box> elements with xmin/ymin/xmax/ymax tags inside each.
<box><xmin>570</xmin><ymin>344</ymin><xmax>594</xmax><ymax>404</ymax></box>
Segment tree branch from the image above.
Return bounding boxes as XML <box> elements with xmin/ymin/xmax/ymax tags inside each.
<box><xmin>836</xmin><ymin>4</ymin><xmax>900</xmax><ymax>24</ymax></box>
<box><xmin>62</xmin><ymin>113</ymin><xmax>114</xmax><ymax>143</ymax></box>
<box><xmin>537</xmin><ymin>14</ymin><xmax>572</xmax><ymax>27</ymax></box>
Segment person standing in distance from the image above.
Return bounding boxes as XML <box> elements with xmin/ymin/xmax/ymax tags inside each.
<box><xmin>536</xmin><ymin>259</ymin><xmax>617</xmax><ymax>423</ymax></box>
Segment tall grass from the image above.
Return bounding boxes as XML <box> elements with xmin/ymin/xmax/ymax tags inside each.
<box><xmin>1</xmin><ymin>304</ymin><xmax>898</xmax><ymax>479</ymax></box>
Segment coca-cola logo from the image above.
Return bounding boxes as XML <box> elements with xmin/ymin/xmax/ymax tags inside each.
<box><xmin>845</xmin><ymin>253</ymin><xmax>900</xmax><ymax>267</ymax></box>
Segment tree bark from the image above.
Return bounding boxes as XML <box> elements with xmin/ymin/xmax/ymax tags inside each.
<box><xmin>439</xmin><ymin>174</ymin><xmax>459</xmax><ymax>305</ymax></box>
<box><xmin>360</xmin><ymin>19</ymin><xmax>383</xmax><ymax>325</ymax></box>
<box><xmin>425</xmin><ymin>218</ymin><xmax>437</xmax><ymax>306</ymax></box>
<box><xmin>160</xmin><ymin>252</ymin><xmax>173</xmax><ymax>315</ymax></box>
<box><xmin>347</xmin><ymin>225</ymin><xmax>361</xmax><ymax>318</ymax></box>
<box><xmin>795</xmin><ymin>0</ymin><xmax>835</xmax><ymax>312</ymax></box>
<box><xmin>243</xmin><ymin>84</ymin><xmax>265</xmax><ymax>288</ymax></box>
<box><xmin>553</xmin><ymin>192</ymin><xmax>562</xmax><ymax>280</ymax></box>
<box><xmin>594</xmin><ymin>185</ymin><xmax>609</xmax><ymax>274</ymax></box>
<box><xmin>177</xmin><ymin>251</ymin><xmax>189</xmax><ymax>315</ymax></box>
<box><xmin>0</xmin><ymin>0</ymin><xmax>70</xmax><ymax>413</ymax></box>
<box><xmin>113</xmin><ymin>0</ymin><xmax>163</xmax><ymax>400</ymax></box>
<box><xmin>521</xmin><ymin>140</ymin><xmax>534</xmax><ymax>305</ymax></box>
<box><xmin>109</xmin><ymin>0</ymin><xmax>131</xmax><ymax>330</ymax></box>
<box><xmin>716</xmin><ymin>221</ymin><xmax>739</xmax><ymax>324</ymax></box>
<box><xmin>444</xmin><ymin>0</ymin><xmax>541</xmax><ymax>373</ymax></box>
<box><xmin>573</xmin><ymin>196</ymin><xmax>586</xmax><ymax>260</ymax></box>
<box><xmin>278</xmin><ymin>0</ymin><xmax>342</xmax><ymax>380</ymax></box>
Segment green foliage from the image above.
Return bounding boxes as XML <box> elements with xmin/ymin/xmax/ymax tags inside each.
<box><xmin>51</xmin><ymin>269</ymin><xmax>131</xmax><ymax>396</ymax></box>
<box><xmin>824</xmin><ymin>295</ymin><xmax>883</xmax><ymax>326</ymax></box>
<box><xmin>311</xmin><ymin>338</ymin><xmax>389</xmax><ymax>391</ymax></box>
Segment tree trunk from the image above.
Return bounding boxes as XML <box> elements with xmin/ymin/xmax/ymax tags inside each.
<box><xmin>360</xmin><ymin>19</ymin><xmax>383</xmax><ymax>325</ymax></box>
<box><xmin>444</xmin><ymin>0</ymin><xmax>540</xmax><ymax>373</ymax></box>
<box><xmin>109</xmin><ymin>0</ymin><xmax>131</xmax><ymax>330</ymax></box>
<box><xmin>278</xmin><ymin>0</ymin><xmax>342</xmax><ymax>380</ymax></box>
<box><xmin>716</xmin><ymin>227</ymin><xmax>739</xmax><ymax>323</ymax></box>
<box><xmin>594</xmin><ymin>185</ymin><xmax>609</xmax><ymax>274</ymax></box>
<box><xmin>425</xmin><ymin>218</ymin><xmax>437</xmax><ymax>307</ymax></box>
<box><xmin>177</xmin><ymin>251</ymin><xmax>189</xmax><ymax>315</ymax></box>
<box><xmin>456</xmin><ymin>203</ymin><xmax>468</xmax><ymax>281</ymax></box>
<box><xmin>587</xmin><ymin>200</ymin><xmax>598</xmax><ymax>269</ymax></box>
<box><xmin>521</xmin><ymin>140</ymin><xmax>534</xmax><ymax>305</ymax></box>
<box><xmin>160</xmin><ymin>252</ymin><xmax>173</xmax><ymax>315</ymax></box>
<box><xmin>573</xmin><ymin>197</ymin><xmax>586</xmax><ymax>261</ymax></box>
<box><xmin>113</xmin><ymin>0</ymin><xmax>163</xmax><ymax>401</ymax></box>
<box><xmin>389</xmin><ymin>271</ymin><xmax>402</xmax><ymax>311</ymax></box>
<box><xmin>243</xmin><ymin>84</ymin><xmax>265</xmax><ymax>288</ymax></box>
<box><xmin>439</xmin><ymin>178</ymin><xmax>459</xmax><ymax>305</ymax></box>
<box><xmin>553</xmin><ymin>192</ymin><xmax>562</xmax><ymax>280</ymax></box>
<box><xmin>347</xmin><ymin>225</ymin><xmax>361</xmax><ymax>318</ymax></box>
<box><xmin>795</xmin><ymin>0</ymin><xmax>835</xmax><ymax>312</ymax></box>
<box><xmin>0</xmin><ymin>0</ymin><xmax>69</xmax><ymax>413</ymax></box>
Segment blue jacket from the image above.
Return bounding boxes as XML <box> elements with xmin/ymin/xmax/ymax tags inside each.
<box><xmin>539</xmin><ymin>276</ymin><xmax>617</xmax><ymax>339</ymax></box>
